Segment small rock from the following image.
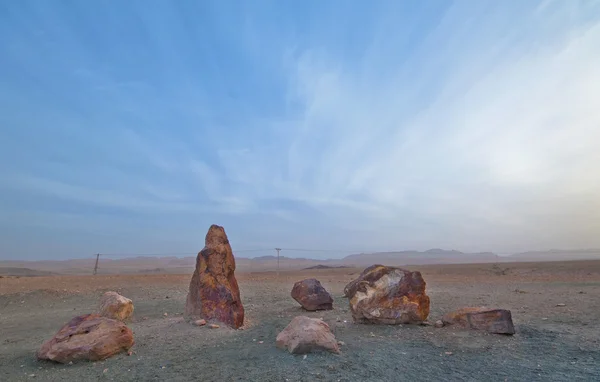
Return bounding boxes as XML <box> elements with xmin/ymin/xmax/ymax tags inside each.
<box><xmin>37</xmin><ymin>314</ymin><xmax>134</xmax><ymax>363</ymax></box>
<box><xmin>103</xmin><ymin>368</ymin><xmax>108</xmax><ymax>373</ymax></box>
<box><xmin>209</xmin><ymin>324</ymin><xmax>220</xmax><ymax>329</ymax></box>
<box><xmin>542</xmin><ymin>317</ymin><xmax>548</xmax><ymax>321</ymax></box>
<box><xmin>303</xmin><ymin>355</ymin><xmax>307</xmax><ymax>360</ymax></box>
<box><xmin>445</xmin><ymin>352</ymin><xmax>453</xmax><ymax>355</ymax></box>
<box><xmin>291</xmin><ymin>278</ymin><xmax>334</xmax><ymax>311</ymax></box>
<box><xmin>258</xmin><ymin>341</ymin><xmax>264</xmax><ymax>344</ymax></box>
<box><xmin>163</xmin><ymin>313</ymin><xmax>168</xmax><ymax>317</ymax></box>
<box><xmin>276</xmin><ymin>316</ymin><xmax>340</xmax><ymax>354</ymax></box>
<box><xmin>336</xmin><ymin>317</ymin><xmax>341</xmax><ymax>322</ymax></box>
<box><xmin>98</xmin><ymin>291</ymin><xmax>134</xmax><ymax>321</ymax></box>
<box><xmin>337</xmin><ymin>341</ymin><xmax>345</xmax><ymax>346</ymax></box>
<box><xmin>193</xmin><ymin>319</ymin><xmax>207</xmax><ymax>326</ymax></box>
<box><xmin>370</xmin><ymin>332</ymin><xmax>375</xmax><ymax>337</ymax></box>
<box><xmin>556</xmin><ymin>303</ymin><xmax>566</xmax><ymax>307</ymax></box>
<box><xmin>127</xmin><ymin>351</ymin><xmax>133</xmax><ymax>356</ymax></box>
<box><xmin>68</xmin><ymin>361</ymin><xmax>73</xmax><ymax>365</ymax></box>
<box><xmin>442</xmin><ymin>307</ymin><xmax>515</xmax><ymax>335</ymax></box>
<box><xmin>434</xmin><ymin>320</ymin><xmax>444</xmax><ymax>328</ymax></box>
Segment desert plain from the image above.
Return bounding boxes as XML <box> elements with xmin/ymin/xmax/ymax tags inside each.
<box><xmin>1</xmin><ymin>260</ymin><xmax>599</xmax><ymax>381</ymax></box>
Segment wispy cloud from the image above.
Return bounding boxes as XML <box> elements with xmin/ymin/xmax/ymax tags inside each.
<box><xmin>0</xmin><ymin>0</ymin><xmax>599</xmax><ymax>259</ymax></box>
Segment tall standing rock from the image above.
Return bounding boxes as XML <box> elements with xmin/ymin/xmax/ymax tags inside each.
<box><xmin>185</xmin><ymin>224</ymin><xmax>244</xmax><ymax>329</ymax></box>
<box><xmin>344</xmin><ymin>264</ymin><xmax>430</xmax><ymax>324</ymax></box>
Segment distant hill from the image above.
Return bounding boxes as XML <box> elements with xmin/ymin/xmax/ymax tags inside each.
<box><xmin>341</xmin><ymin>249</ymin><xmax>499</xmax><ymax>266</ymax></box>
<box><xmin>2</xmin><ymin>248</ymin><xmax>599</xmax><ymax>275</ymax></box>
<box><xmin>506</xmin><ymin>249</ymin><xmax>600</xmax><ymax>262</ymax></box>
<box><xmin>303</xmin><ymin>264</ymin><xmax>351</xmax><ymax>270</ymax></box>
<box><xmin>0</xmin><ymin>267</ymin><xmax>57</xmax><ymax>277</ymax></box>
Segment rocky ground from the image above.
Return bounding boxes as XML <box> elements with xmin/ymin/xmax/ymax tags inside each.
<box><xmin>1</xmin><ymin>261</ymin><xmax>599</xmax><ymax>381</ymax></box>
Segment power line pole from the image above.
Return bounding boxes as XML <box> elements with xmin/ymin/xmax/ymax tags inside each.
<box><xmin>275</xmin><ymin>248</ymin><xmax>281</xmax><ymax>277</ymax></box>
<box><xmin>93</xmin><ymin>253</ymin><xmax>100</xmax><ymax>275</ymax></box>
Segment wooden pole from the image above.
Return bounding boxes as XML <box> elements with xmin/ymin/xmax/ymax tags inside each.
<box><xmin>93</xmin><ymin>253</ymin><xmax>100</xmax><ymax>275</ymax></box>
<box><xmin>275</xmin><ymin>248</ymin><xmax>281</xmax><ymax>278</ymax></box>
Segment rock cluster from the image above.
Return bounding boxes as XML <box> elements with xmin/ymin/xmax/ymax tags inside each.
<box><xmin>185</xmin><ymin>224</ymin><xmax>245</xmax><ymax>329</ymax></box>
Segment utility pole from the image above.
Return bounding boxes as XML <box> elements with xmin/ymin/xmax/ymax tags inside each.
<box><xmin>275</xmin><ymin>248</ymin><xmax>281</xmax><ymax>278</ymax></box>
<box><xmin>93</xmin><ymin>253</ymin><xmax>100</xmax><ymax>275</ymax></box>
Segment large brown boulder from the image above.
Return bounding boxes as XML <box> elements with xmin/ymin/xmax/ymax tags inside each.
<box><xmin>98</xmin><ymin>291</ymin><xmax>134</xmax><ymax>321</ymax></box>
<box><xmin>185</xmin><ymin>224</ymin><xmax>244</xmax><ymax>329</ymax></box>
<box><xmin>276</xmin><ymin>316</ymin><xmax>340</xmax><ymax>355</ymax></box>
<box><xmin>37</xmin><ymin>314</ymin><xmax>134</xmax><ymax>363</ymax></box>
<box><xmin>343</xmin><ymin>264</ymin><xmax>430</xmax><ymax>324</ymax></box>
<box><xmin>291</xmin><ymin>278</ymin><xmax>333</xmax><ymax>311</ymax></box>
<box><xmin>441</xmin><ymin>307</ymin><xmax>515</xmax><ymax>334</ymax></box>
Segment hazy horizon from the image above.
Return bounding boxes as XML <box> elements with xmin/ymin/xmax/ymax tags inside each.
<box><xmin>2</xmin><ymin>247</ymin><xmax>600</xmax><ymax>263</ymax></box>
<box><xmin>1</xmin><ymin>1</ymin><xmax>599</xmax><ymax>260</ymax></box>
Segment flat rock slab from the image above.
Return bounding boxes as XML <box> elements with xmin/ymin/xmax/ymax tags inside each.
<box><xmin>344</xmin><ymin>264</ymin><xmax>430</xmax><ymax>324</ymax></box>
<box><xmin>37</xmin><ymin>314</ymin><xmax>134</xmax><ymax>363</ymax></box>
<box><xmin>442</xmin><ymin>307</ymin><xmax>515</xmax><ymax>335</ymax></box>
<box><xmin>276</xmin><ymin>316</ymin><xmax>340</xmax><ymax>355</ymax></box>
<box><xmin>185</xmin><ymin>224</ymin><xmax>244</xmax><ymax>329</ymax></box>
<box><xmin>98</xmin><ymin>291</ymin><xmax>134</xmax><ymax>321</ymax></box>
<box><xmin>291</xmin><ymin>278</ymin><xmax>333</xmax><ymax>311</ymax></box>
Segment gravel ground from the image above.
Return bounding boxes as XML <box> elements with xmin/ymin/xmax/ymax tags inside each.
<box><xmin>1</xmin><ymin>261</ymin><xmax>599</xmax><ymax>381</ymax></box>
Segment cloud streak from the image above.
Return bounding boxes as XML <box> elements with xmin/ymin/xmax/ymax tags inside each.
<box><xmin>0</xmin><ymin>0</ymin><xmax>599</xmax><ymax>259</ymax></box>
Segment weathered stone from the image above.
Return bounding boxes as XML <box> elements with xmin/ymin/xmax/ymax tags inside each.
<box><xmin>343</xmin><ymin>264</ymin><xmax>430</xmax><ymax>324</ymax></box>
<box><xmin>193</xmin><ymin>319</ymin><xmax>207</xmax><ymax>326</ymax></box>
<box><xmin>276</xmin><ymin>316</ymin><xmax>340</xmax><ymax>355</ymax></box>
<box><xmin>37</xmin><ymin>314</ymin><xmax>134</xmax><ymax>363</ymax></box>
<box><xmin>98</xmin><ymin>291</ymin><xmax>134</xmax><ymax>321</ymax></box>
<box><xmin>441</xmin><ymin>307</ymin><xmax>515</xmax><ymax>334</ymax></box>
<box><xmin>185</xmin><ymin>224</ymin><xmax>244</xmax><ymax>329</ymax></box>
<box><xmin>291</xmin><ymin>278</ymin><xmax>334</xmax><ymax>311</ymax></box>
<box><xmin>434</xmin><ymin>320</ymin><xmax>444</xmax><ymax>328</ymax></box>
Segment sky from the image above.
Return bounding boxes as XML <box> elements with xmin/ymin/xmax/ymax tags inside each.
<box><xmin>1</xmin><ymin>0</ymin><xmax>600</xmax><ymax>260</ymax></box>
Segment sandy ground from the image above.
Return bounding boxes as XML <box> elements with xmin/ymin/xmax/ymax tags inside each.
<box><xmin>1</xmin><ymin>260</ymin><xmax>599</xmax><ymax>381</ymax></box>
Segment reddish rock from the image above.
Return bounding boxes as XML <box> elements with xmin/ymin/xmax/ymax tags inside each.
<box><xmin>343</xmin><ymin>264</ymin><xmax>430</xmax><ymax>324</ymax></box>
<box><xmin>98</xmin><ymin>291</ymin><xmax>134</xmax><ymax>321</ymax></box>
<box><xmin>291</xmin><ymin>278</ymin><xmax>333</xmax><ymax>311</ymax></box>
<box><xmin>37</xmin><ymin>314</ymin><xmax>134</xmax><ymax>363</ymax></box>
<box><xmin>185</xmin><ymin>224</ymin><xmax>244</xmax><ymax>329</ymax></box>
<box><xmin>276</xmin><ymin>316</ymin><xmax>340</xmax><ymax>355</ymax></box>
<box><xmin>441</xmin><ymin>307</ymin><xmax>515</xmax><ymax>334</ymax></box>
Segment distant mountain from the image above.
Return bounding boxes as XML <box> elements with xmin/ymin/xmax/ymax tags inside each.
<box><xmin>342</xmin><ymin>249</ymin><xmax>499</xmax><ymax>266</ymax></box>
<box><xmin>0</xmin><ymin>267</ymin><xmax>57</xmax><ymax>277</ymax></box>
<box><xmin>507</xmin><ymin>249</ymin><xmax>600</xmax><ymax>262</ymax></box>
<box><xmin>2</xmin><ymin>248</ymin><xmax>599</xmax><ymax>275</ymax></box>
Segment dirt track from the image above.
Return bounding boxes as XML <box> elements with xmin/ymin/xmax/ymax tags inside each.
<box><xmin>1</xmin><ymin>261</ymin><xmax>599</xmax><ymax>381</ymax></box>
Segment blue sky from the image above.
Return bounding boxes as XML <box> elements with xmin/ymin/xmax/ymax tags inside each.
<box><xmin>1</xmin><ymin>0</ymin><xmax>600</xmax><ymax>260</ymax></box>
